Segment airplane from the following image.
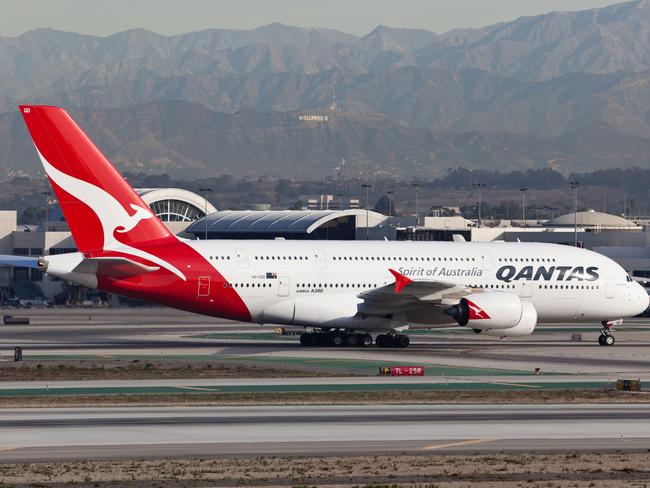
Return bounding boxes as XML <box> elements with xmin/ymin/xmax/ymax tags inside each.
<box><xmin>1</xmin><ymin>105</ymin><xmax>648</xmax><ymax>348</ymax></box>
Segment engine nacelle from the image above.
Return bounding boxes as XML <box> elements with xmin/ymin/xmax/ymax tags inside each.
<box><xmin>445</xmin><ymin>292</ymin><xmax>537</xmax><ymax>334</ymax></box>
<box><xmin>478</xmin><ymin>301</ymin><xmax>537</xmax><ymax>337</ymax></box>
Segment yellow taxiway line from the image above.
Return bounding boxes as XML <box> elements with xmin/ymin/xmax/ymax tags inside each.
<box><xmin>421</xmin><ymin>438</ymin><xmax>498</xmax><ymax>450</ymax></box>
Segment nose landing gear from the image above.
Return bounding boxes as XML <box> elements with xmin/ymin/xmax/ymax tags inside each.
<box><xmin>598</xmin><ymin>319</ymin><xmax>622</xmax><ymax>346</ymax></box>
<box><xmin>598</xmin><ymin>333</ymin><xmax>615</xmax><ymax>346</ymax></box>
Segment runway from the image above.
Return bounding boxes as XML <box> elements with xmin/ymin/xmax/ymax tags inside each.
<box><xmin>1</xmin><ymin>404</ymin><xmax>649</xmax><ymax>462</ymax></box>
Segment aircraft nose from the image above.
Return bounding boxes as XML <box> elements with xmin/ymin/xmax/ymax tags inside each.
<box><xmin>634</xmin><ymin>282</ymin><xmax>649</xmax><ymax>315</ymax></box>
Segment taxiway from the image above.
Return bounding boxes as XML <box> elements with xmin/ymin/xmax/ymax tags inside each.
<box><xmin>1</xmin><ymin>404</ymin><xmax>649</xmax><ymax>462</ymax></box>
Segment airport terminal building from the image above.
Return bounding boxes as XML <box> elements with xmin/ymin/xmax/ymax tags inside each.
<box><xmin>2</xmin><ymin>190</ymin><xmax>650</xmax><ymax>303</ymax></box>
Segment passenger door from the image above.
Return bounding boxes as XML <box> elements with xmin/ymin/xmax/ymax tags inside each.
<box><xmin>313</xmin><ymin>248</ymin><xmax>327</xmax><ymax>269</ymax></box>
<box><xmin>521</xmin><ymin>281</ymin><xmax>533</xmax><ymax>298</ymax></box>
<box><xmin>480</xmin><ymin>251</ymin><xmax>493</xmax><ymax>271</ymax></box>
<box><xmin>605</xmin><ymin>280</ymin><xmax>615</xmax><ymax>299</ymax></box>
<box><xmin>236</xmin><ymin>248</ymin><xmax>249</xmax><ymax>268</ymax></box>
<box><xmin>197</xmin><ymin>276</ymin><xmax>210</xmax><ymax>297</ymax></box>
<box><xmin>277</xmin><ymin>276</ymin><xmax>290</xmax><ymax>297</ymax></box>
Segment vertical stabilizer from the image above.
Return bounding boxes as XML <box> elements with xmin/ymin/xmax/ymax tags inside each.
<box><xmin>19</xmin><ymin>105</ymin><xmax>173</xmax><ymax>255</ymax></box>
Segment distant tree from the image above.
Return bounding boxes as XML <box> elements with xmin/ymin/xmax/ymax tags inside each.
<box><xmin>19</xmin><ymin>207</ymin><xmax>43</xmax><ymax>225</ymax></box>
<box><xmin>289</xmin><ymin>200</ymin><xmax>304</xmax><ymax>210</ymax></box>
<box><xmin>373</xmin><ymin>195</ymin><xmax>390</xmax><ymax>215</ymax></box>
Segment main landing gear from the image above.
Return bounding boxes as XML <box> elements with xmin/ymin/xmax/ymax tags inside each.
<box><xmin>598</xmin><ymin>319</ymin><xmax>621</xmax><ymax>346</ymax></box>
<box><xmin>299</xmin><ymin>331</ymin><xmax>410</xmax><ymax>348</ymax></box>
<box><xmin>376</xmin><ymin>333</ymin><xmax>410</xmax><ymax>348</ymax></box>
<box><xmin>300</xmin><ymin>331</ymin><xmax>373</xmax><ymax>348</ymax></box>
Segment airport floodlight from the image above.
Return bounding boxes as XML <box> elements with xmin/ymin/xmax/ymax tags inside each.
<box><xmin>199</xmin><ymin>187</ymin><xmax>212</xmax><ymax>240</ymax></box>
<box><xmin>472</xmin><ymin>182</ymin><xmax>486</xmax><ymax>228</ymax></box>
<box><xmin>386</xmin><ymin>190</ymin><xmax>395</xmax><ymax>217</ymax></box>
<box><xmin>362</xmin><ymin>183</ymin><xmax>372</xmax><ymax>239</ymax></box>
<box><xmin>411</xmin><ymin>183</ymin><xmax>421</xmax><ymax>225</ymax></box>
<box><xmin>42</xmin><ymin>190</ymin><xmax>51</xmax><ymax>232</ymax></box>
<box><xmin>570</xmin><ymin>181</ymin><xmax>579</xmax><ymax>247</ymax></box>
<box><xmin>520</xmin><ymin>187</ymin><xmax>528</xmax><ymax>228</ymax></box>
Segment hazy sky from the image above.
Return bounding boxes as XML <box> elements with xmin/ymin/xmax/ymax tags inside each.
<box><xmin>0</xmin><ymin>0</ymin><xmax>622</xmax><ymax>37</ymax></box>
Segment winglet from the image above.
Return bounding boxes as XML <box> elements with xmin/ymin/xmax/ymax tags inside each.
<box><xmin>389</xmin><ymin>268</ymin><xmax>413</xmax><ymax>293</ymax></box>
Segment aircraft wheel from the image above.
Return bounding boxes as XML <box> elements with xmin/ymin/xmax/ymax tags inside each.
<box><xmin>300</xmin><ymin>332</ymin><xmax>319</xmax><ymax>347</ymax></box>
<box><xmin>396</xmin><ymin>334</ymin><xmax>410</xmax><ymax>348</ymax></box>
<box><xmin>376</xmin><ymin>334</ymin><xmax>386</xmax><ymax>347</ymax></box>
<box><xmin>605</xmin><ymin>335</ymin><xmax>615</xmax><ymax>346</ymax></box>
<box><xmin>346</xmin><ymin>334</ymin><xmax>359</xmax><ymax>347</ymax></box>
<box><xmin>331</xmin><ymin>333</ymin><xmax>345</xmax><ymax>347</ymax></box>
<box><xmin>361</xmin><ymin>334</ymin><xmax>373</xmax><ymax>347</ymax></box>
<box><xmin>299</xmin><ymin>333</ymin><xmax>309</xmax><ymax>346</ymax></box>
<box><xmin>598</xmin><ymin>335</ymin><xmax>606</xmax><ymax>346</ymax></box>
<box><xmin>379</xmin><ymin>334</ymin><xmax>397</xmax><ymax>347</ymax></box>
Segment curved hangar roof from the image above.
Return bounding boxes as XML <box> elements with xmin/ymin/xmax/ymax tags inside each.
<box><xmin>186</xmin><ymin>209</ymin><xmax>387</xmax><ymax>237</ymax></box>
<box><xmin>546</xmin><ymin>209</ymin><xmax>639</xmax><ymax>229</ymax></box>
<box><xmin>136</xmin><ymin>188</ymin><xmax>217</xmax><ymax>222</ymax></box>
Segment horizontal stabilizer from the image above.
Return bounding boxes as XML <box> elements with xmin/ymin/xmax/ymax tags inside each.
<box><xmin>72</xmin><ymin>257</ymin><xmax>160</xmax><ymax>278</ymax></box>
<box><xmin>0</xmin><ymin>255</ymin><xmax>40</xmax><ymax>269</ymax></box>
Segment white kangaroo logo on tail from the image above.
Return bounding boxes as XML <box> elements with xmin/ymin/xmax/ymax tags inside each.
<box><xmin>35</xmin><ymin>147</ymin><xmax>186</xmax><ymax>281</ymax></box>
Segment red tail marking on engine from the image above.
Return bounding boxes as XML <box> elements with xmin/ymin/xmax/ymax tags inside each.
<box><xmin>389</xmin><ymin>268</ymin><xmax>413</xmax><ymax>293</ymax></box>
<box><xmin>465</xmin><ymin>299</ymin><xmax>491</xmax><ymax>320</ymax></box>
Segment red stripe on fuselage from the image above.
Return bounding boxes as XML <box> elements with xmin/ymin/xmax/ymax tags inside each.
<box><xmin>96</xmin><ymin>240</ymin><xmax>251</xmax><ymax>321</ymax></box>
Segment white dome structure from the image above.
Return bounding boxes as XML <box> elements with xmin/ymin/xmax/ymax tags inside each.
<box><xmin>136</xmin><ymin>188</ymin><xmax>217</xmax><ymax>222</ymax></box>
<box><xmin>546</xmin><ymin>209</ymin><xmax>639</xmax><ymax>230</ymax></box>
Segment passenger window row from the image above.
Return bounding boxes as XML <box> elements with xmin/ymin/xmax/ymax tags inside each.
<box><xmin>254</xmin><ymin>256</ymin><xmax>309</xmax><ymax>261</ymax></box>
<box><xmin>498</xmin><ymin>257</ymin><xmax>555</xmax><ymax>263</ymax></box>
<box><xmin>332</xmin><ymin>256</ymin><xmax>476</xmax><ymax>262</ymax></box>
<box><xmin>540</xmin><ymin>284</ymin><xmax>599</xmax><ymax>290</ymax></box>
<box><xmin>223</xmin><ymin>282</ymin><xmax>270</xmax><ymax>288</ymax></box>
<box><xmin>471</xmin><ymin>284</ymin><xmax>516</xmax><ymax>289</ymax></box>
<box><xmin>297</xmin><ymin>283</ymin><xmax>378</xmax><ymax>289</ymax></box>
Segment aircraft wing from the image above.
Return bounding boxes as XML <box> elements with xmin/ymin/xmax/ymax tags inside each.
<box><xmin>72</xmin><ymin>257</ymin><xmax>160</xmax><ymax>278</ymax></box>
<box><xmin>357</xmin><ymin>269</ymin><xmax>470</xmax><ymax>326</ymax></box>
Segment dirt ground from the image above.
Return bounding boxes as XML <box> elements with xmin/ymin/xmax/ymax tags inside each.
<box><xmin>0</xmin><ymin>359</ymin><xmax>338</xmax><ymax>381</ymax></box>
<box><xmin>0</xmin><ymin>388</ymin><xmax>648</xmax><ymax>408</ymax></box>
<box><xmin>1</xmin><ymin>452</ymin><xmax>650</xmax><ymax>487</ymax></box>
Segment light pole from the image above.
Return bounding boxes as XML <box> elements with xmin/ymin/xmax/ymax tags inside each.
<box><xmin>412</xmin><ymin>183</ymin><xmax>420</xmax><ymax>225</ymax></box>
<box><xmin>337</xmin><ymin>192</ymin><xmax>343</xmax><ymax>210</ymax></box>
<box><xmin>42</xmin><ymin>191</ymin><xmax>51</xmax><ymax>232</ymax></box>
<box><xmin>570</xmin><ymin>181</ymin><xmax>579</xmax><ymax>247</ymax></box>
<box><xmin>362</xmin><ymin>183</ymin><xmax>372</xmax><ymax>240</ymax></box>
<box><xmin>386</xmin><ymin>190</ymin><xmax>395</xmax><ymax>218</ymax></box>
<box><xmin>199</xmin><ymin>187</ymin><xmax>212</xmax><ymax>240</ymax></box>
<box><xmin>520</xmin><ymin>187</ymin><xmax>528</xmax><ymax>229</ymax></box>
<box><xmin>472</xmin><ymin>182</ymin><xmax>486</xmax><ymax>228</ymax></box>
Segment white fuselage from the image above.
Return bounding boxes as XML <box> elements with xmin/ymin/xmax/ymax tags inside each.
<box><xmin>185</xmin><ymin>240</ymin><xmax>648</xmax><ymax>331</ymax></box>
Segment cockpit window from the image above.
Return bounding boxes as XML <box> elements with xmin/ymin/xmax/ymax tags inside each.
<box><xmin>626</xmin><ymin>275</ymin><xmax>633</xmax><ymax>283</ymax></box>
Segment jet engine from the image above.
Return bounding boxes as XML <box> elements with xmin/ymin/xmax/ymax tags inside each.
<box><xmin>444</xmin><ymin>292</ymin><xmax>537</xmax><ymax>337</ymax></box>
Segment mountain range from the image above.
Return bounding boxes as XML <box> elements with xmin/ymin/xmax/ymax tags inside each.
<box><xmin>2</xmin><ymin>100</ymin><xmax>650</xmax><ymax>179</ymax></box>
<box><xmin>2</xmin><ymin>0</ymin><xmax>650</xmax><ymax>178</ymax></box>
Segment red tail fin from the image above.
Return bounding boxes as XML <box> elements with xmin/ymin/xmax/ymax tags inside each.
<box><xmin>19</xmin><ymin>105</ymin><xmax>173</xmax><ymax>255</ymax></box>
